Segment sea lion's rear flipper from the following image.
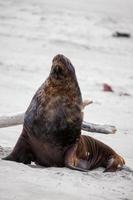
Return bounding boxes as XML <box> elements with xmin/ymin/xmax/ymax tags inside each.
<box><xmin>104</xmin><ymin>155</ymin><xmax>125</xmax><ymax>172</ymax></box>
<box><xmin>2</xmin><ymin>129</ymin><xmax>35</xmax><ymax>164</ymax></box>
<box><xmin>65</xmin><ymin>144</ymin><xmax>88</xmax><ymax>172</ymax></box>
<box><xmin>65</xmin><ymin>163</ymin><xmax>88</xmax><ymax>172</ymax></box>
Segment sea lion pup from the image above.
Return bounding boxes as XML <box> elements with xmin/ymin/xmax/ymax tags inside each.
<box><xmin>3</xmin><ymin>54</ymin><xmax>125</xmax><ymax>172</ymax></box>
<box><xmin>65</xmin><ymin>135</ymin><xmax>125</xmax><ymax>172</ymax></box>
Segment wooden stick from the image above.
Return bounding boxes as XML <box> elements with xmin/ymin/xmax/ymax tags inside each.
<box><xmin>0</xmin><ymin>112</ymin><xmax>116</xmax><ymax>134</ymax></box>
<box><xmin>82</xmin><ymin>99</ymin><xmax>93</xmax><ymax>110</ymax></box>
<box><xmin>0</xmin><ymin>113</ymin><xmax>24</xmax><ymax>128</ymax></box>
<box><xmin>82</xmin><ymin>121</ymin><xmax>116</xmax><ymax>134</ymax></box>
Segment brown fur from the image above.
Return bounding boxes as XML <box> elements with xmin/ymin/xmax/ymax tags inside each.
<box><xmin>65</xmin><ymin>135</ymin><xmax>125</xmax><ymax>172</ymax></box>
<box><xmin>3</xmin><ymin>54</ymin><xmax>125</xmax><ymax>172</ymax></box>
<box><xmin>3</xmin><ymin>54</ymin><xmax>83</xmax><ymax>166</ymax></box>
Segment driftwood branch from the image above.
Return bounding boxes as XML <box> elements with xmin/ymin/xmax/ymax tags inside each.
<box><xmin>82</xmin><ymin>99</ymin><xmax>93</xmax><ymax>109</ymax></box>
<box><xmin>0</xmin><ymin>112</ymin><xmax>116</xmax><ymax>134</ymax></box>
<box><xmin>82</xmin><ymin>121</ymin><xmax>116</xmax><ymax>134</ymax></box>
<box><xmin>0</xmin><ymin>113</ymin><xmax>24</xmax><ymax>128</ymax></box>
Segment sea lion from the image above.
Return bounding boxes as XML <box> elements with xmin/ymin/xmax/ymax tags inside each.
<box><xmin>3</xmin><ymin>54</ymin><xmax>83</xmax><ymax>167</ymax></box>
<box><xmin>65</xmin><ymin>135</ymin><xmax>125</xmax><ymax>172</ymax></box>
<box><xmin>3</xmin><ymin>54</ymin><xmax>125</xmax><ymax>172</ymax></box>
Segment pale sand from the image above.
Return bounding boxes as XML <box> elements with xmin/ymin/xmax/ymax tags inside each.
<box><xmin>0</xmin><ymin>0</ymin><xmax>133</xmax><ymax>199</ymax></box>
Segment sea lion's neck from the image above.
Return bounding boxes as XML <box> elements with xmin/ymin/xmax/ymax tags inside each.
<box><xmin>46</xmin><ymin>76</ymin><xmax>82</xmax><ymax>105</ymax></box>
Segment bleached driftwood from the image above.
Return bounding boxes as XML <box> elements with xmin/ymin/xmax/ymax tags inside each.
<box><xmin>82</xmin><ymin>121</ymin><xmax>116</xmax><ymax>134</ymax></box>
<box><xmin>82</xmin><ymin>99</ymin><xmax>93</xmax><ymax>109</ymax></box>
<box><xmin>0</xmin><ymin>113</ymin><xmax>24</xmax><ymax>128</ymax></box>
<box><xmin>0</xmin><ymin>112</ymin><xmax>116</xmax><ymax>134</ymax></box>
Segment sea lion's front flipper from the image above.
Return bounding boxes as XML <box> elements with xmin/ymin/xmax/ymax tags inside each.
<box><xmin>104</xmin><ymin>155</ymin><xmax>125</xmax><ymax>172</ymax></box>
<box><xmin>65</xmin><ymin>144</ymin><xmax>88</xmax><ymax>172</ymax></box>
<box><xmin>2</xmin><ymin>129</ymin><xmax>35</xmax><ymax>164</ymax></box>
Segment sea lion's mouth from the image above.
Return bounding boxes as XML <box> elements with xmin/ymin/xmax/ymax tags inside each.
<box><xmin>51</xmin><ymin>54</ymin><xmax>75</xmax><ymax>79</ymax></box>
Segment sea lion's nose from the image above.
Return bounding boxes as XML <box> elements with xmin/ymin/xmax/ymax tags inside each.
<box><xmin>52</xmin><ymin>54</ymin><xmax>66</xmax><ymax>65</ymax></box>
<box><xmin>54</xmin><ymin>65</ymin><xmax>62</xmax><ymax>74</ymax></box>
<box><xmin>55</xmin><ymin>65</ymin><xmax>60</xmax><ymax>72</ymax></box>
<box><xmin>51</xmin><ymin>65</ymin><xmax>63</xmax><ymax>78</ymax></box>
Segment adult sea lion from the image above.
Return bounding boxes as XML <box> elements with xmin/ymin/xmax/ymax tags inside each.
<box><xmin>3</xmin><ymin>54</ymin><xmax>83</xmax><ymax>167</ymax></box>
<box><xmin>3</xmin><ymin>54</ymin><xmax>125</xmax><ymax>172</ymax></box>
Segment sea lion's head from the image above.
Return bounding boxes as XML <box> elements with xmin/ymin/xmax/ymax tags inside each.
<box><xmin>50</xmin><ymin>54</ymin><xmax>76</xmax><ymax>80</ymax></box>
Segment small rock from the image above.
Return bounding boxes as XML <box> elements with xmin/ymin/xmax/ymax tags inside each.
<box><xmin>113</xmin><ymin>31</ymin><xmax>131</xmax><ymax>38</ymax></box>
<box><xmin>119</xmin><ymin>92</ymin><xmax>131</xmax><ymax>96</ymax></box>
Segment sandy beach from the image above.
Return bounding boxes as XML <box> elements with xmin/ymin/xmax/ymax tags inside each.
<box><xmin>0</xmin><ymin>0</ymin><xmax>133</xmax><ymax>199</ymax></box>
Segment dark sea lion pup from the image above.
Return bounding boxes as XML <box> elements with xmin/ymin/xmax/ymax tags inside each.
<box><xmin>3</xmin><ymin>54</ymin><xmax>125</xmax><ymax>172</ymax></box>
